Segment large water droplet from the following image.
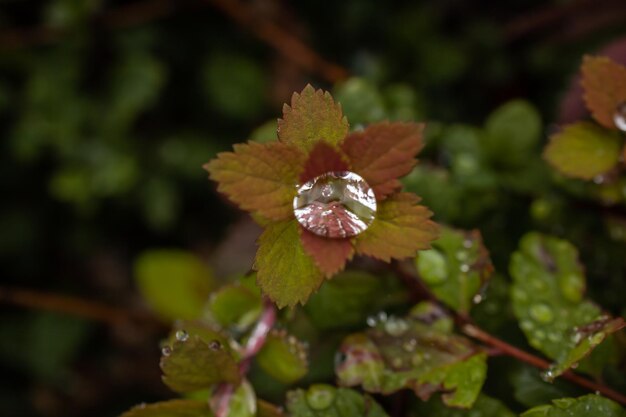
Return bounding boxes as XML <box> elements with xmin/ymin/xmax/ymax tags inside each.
<box><xmin>175</xmin><ymin>330</ymin><xmax>189</xmax><ymax>342</ymax></box>
<box><xmin>529</xmin><ymin>303</ymin><xmax>554</xmax><ymax>324</ymax></box>
<box><xmin>614</xmin><ymin>102</ymin><xmax>626</xmax><ymax>132</ymax></box>
<box><xmin>293</xmin><ymin>171</ymin><xmax>377</xmax><ymax>238</ymax></box>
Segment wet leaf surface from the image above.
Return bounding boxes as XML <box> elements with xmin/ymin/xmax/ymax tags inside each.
<box><xmin>286</xmin><ymin>384</ymin><xmax>389</xmax><ymax>417</ymax></box>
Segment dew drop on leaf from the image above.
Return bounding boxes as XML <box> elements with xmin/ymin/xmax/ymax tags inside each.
<box><xmin>175</xmin><ymin>330</ymin><xmax>189</xmax><ymax>342</ymax></box>
<box><xmin>614</xmin><ymin>102</ymin><xmax>626</xmax><ymax>132</ymax></box>
<box><xmin>529</xmin><ymin>303</ymin><xmax>554</xmax><ymax>323</ymax></box>
<box><xmin>208</xmin><ymin>340</ymin><xmax>222</xmax><ymax>350</ymax></box>
<box><xmin>305</xmin><ymin>385</ymin><xmax>335</xmax><ymax>410</ymax></box>
<box><xmin>384</xmin><ymin>317</ymin><xmax>409</xmax><ymax>336</ymax></box>
<box><xmin>293</xmin><ymin>171</ymin><xmax>377</xmax><ymax>238</ymax></box>
<box><xmin>460</xmin><ymin>264</ymin><xmax>470</xmax><ymax>273</ymax></box>
<box><xmin>161</xmin><ymin>346</ymin><xmax>172</xmax><ymax>356</ymax></box>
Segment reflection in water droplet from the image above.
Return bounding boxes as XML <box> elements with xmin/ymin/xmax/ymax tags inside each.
<box><xmin>293</xmin><ymin>171</ymin><xmax>377</xmax><ymax>238</ymax></box>
<box><xmin>614</xmin><ymin>102</ymin><xmax>626</xmax><ymax>132</ymax></box>
<box><xmin>175</xmin><ymin>330</ymin><xmax>189</xmax><ymax>342</ymax></box>
<box><xmin>529</xmin><ymin>303</ymin><xmax>554</xmax><ymax>323</ymax></box>
<box><xmin>161</xmin><ymin>346</ymin><xmax>172</xmax><ymax>356</ymax></box>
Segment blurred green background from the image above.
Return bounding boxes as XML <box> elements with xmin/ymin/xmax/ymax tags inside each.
<box><xmin>1</xmin><ymin>0</ymin><xmax>626</xmax><ymax>416</ymax></box>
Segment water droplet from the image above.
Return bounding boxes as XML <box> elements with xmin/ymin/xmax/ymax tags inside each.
<box><xmin>384</xmin><ymin>317</ymin><xmax>409</xmax><ymax>336</ymax></box>
<box><xmin>463</xmin><ymin>239</ymin><xmax>473</xmax><ymax>249</ymax></box>
<box><xmin>593</xmin><ymin>175</ymin><xmax>605</xmax><ymax>185</ymax></box>
<box><xmin>403</xmin><ymin>339</ymin><xmax>417</xmax><ymax>352</ymax></box>
<box><xmin>548</xmin><ymin>332</ymin><xmax>561</xmax><ymax>342</ymax></box>
<box><xmin>208</xmin><ymin>340</ymin><xmax>222</xmax><ymax>350</ymax></box>
<box><xmin>571</xmin><ymin>362</ymin><xmax>579</xmax><ymax>369</ymax></box>
<box><xmin>540</xmin><ymin>368</ymin><xmax>555</xmax><ymax>382</ymax></box>
<box><xmin>614</xmin><ymin>102</ymin><xmax>626</xmax><ymax>132</ymax></box>
<box><xmin>520</xmin><ymin>319</ymin><xmax>534</xmax><ymax>331</ymax></box>
<box><xmin>571</xmin><ymin>331</ymin><xmax>583</xmax><ymax>344</ymax></box>
<box><xmin>377</xmin><ymin>311</ymin><xmax>388</xmax><ymax>322</ymax></box>
<box><xmin>473</xmin><ymin>294</ymin><xmax>483</xmax><ymax>304</ymax></box>
<box><xmin>175</xmin><ymin>330</ymin><xmax>189</xmax><ymax>342</ymax></box>
<box><xmin>392</xmin><ymin>357</ymin><xmax>404</xmax><ymax>368</ymax></box>
<box><xmin>161</xmin><ymin>346</ymin><xmax>172</xmax><ymax>356</ymax></box>
<box><xmin>529</xmin><ymin>303</ymin><xmax>554</xmax><ymax>323</ymax></box>
<box><xmin>411</xmin><ymin>353</ymin><xmax>424</xmax><ymax>366</ymax></box>
<box><xmin>293</xmin><ymin>171</ymin><xmax>377</xmax><ymax>238</ymax></box>
<box><xmin>460</xmin><ymin>264</ymin><xmax>470</xmax><ymax>273</ymax></box>
<box><xmin>456</xmin><ymin>250</ymin><xmax>469</xmax><ymax>262</ymax></box>
<box><xmin>534</xmin><ymin>330</ymin><xmax>546</xmax><ymax>340</ymax></box>
<box><xmin>417</xmin><ymin>249</ymin><xmax>448</xmax><ymax>285</ymax></box>
<box><xmin>138</xmin><ymin>403</ymin><xmax>146</xmax><ymax>409</ymax></box>
<box><xmin>306</xmin><ymin>385</ymin><xmax>335</xmax><ymax>410</ymax></box>
<box><xmin>366</xmin><ymin>316</ymin><xmax>377</xmax><ymax>327</ymax></box>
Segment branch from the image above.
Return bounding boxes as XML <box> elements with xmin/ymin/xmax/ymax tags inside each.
<box><xmin>205</xmin><ymin>0</ymin><xmax>349</xmax><ymax>84</ymax></box>
<box><xmin>394</xmin><ymin>263</ymin><xmax>626</xmax><ymax>406</ymax></box>
<box><xmin>0</xmin><ymin>286</ymin><xmax>153</xmax><ymax>326</ymax></box>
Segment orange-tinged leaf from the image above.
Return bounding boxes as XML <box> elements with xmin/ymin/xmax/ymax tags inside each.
<box><xmin>254</xmin><ymin>220</ymin><xmax>324</xmax><ymax>308</ymax></box>
<box><xmin>581</xmin><ymin>55</ymin><xmax>626</xmax><ymax>129</ymax></box>
<box><xmin>354</xmin><ymin>193</ymin><xmax>438</xmax><ymax>262</ymax></box>
<box><xmin>204</xmin><ymin>141</ymin><xmax>305</xmax><ymax>221</ymax></box>
<box><xmin>299</xmin><ymin>227</ymin><xmax>354</xmax><ymax>278</ymax></box>
<box><xmin>299</xmin><ymin>141</ymin><xmax>349</xmax><ymax>183</ymax></box>
<box><xmin>341</xmin><ymin>122</ymin><xmax>424</xmax><ymax>200</ymax></box>
<box><xmin>278</xmin><ymin>84</ymin><xmax>349</xmax><ymax>152</ymax></box>
<box><xmin>543</xmin><ymin>122</ymin><xmax>622</xmax><ymax>180</ymax></box>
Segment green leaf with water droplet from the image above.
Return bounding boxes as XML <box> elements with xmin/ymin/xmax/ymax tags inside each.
<box><xmin>120</xmin><ymin>399</ymin><xmax>214</xmax><ymax>417</ymax></box>
<box><xmin>543</xmin><ymin>122</ymin><xmax>622</xmax><ymax>180</ymax></box>
<box><xmin>521</xmin><ymin>394</ymin><xmax>625</xmax><ymax>417</ymax></box>
<box><xmin>412</xmin><ymin>393</ymin><xmax>516</xmax><ymax>417</ymax></box>
<box><xmin>255</xmin><ymin>330</ymin><xmax>308</xmax><ymax>384</ymax></box>
<box><xmin>160</xmin><ymin>335</ymin><xmax>240</xmax><ymax>393</ymax></box>
<box><xmin>415</xmin><ymin>226</ymin><xmax>494</xmax><ymax>314</ymax></box>
<box><xmin>510</xmin><ymin>233</ymin><xmax>621</xmax><ymax>379</ymax></box>
<box><xmin>286</xmin><ymin>384</ymin><xmax>389</xmax><ymax>417</ymax></box>
<box><xmin>254</xmin><ymin>220</ymin><xmax>324</xmax><ymax>308</ymax></box>
<box><xmin>336</xmin><ymin>303</ymin><xmax>486</xmax><ymax>408</ymax></box>
<box><xmin>134</xmin><ymin>250</ymin><xmax>215</xmax><ymax>322</ymax></box>
<box><xmin>206</xmin><ymin>282</ymin><xmax>262</xmax><ymax>331</ymax></box>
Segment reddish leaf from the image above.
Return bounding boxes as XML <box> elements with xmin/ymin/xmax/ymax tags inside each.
<box><xmin>342</xmin><ymin>122</ymin><xmax>424</xmax><ymax>200</ymax></box>
<box><xmin>299</xmin><ymin>141</ymin><xmax>350</xmax><ymax>183</ymax></box>
<box><xmin>581</xmin><ymin>55</ymin><xmax>626</xmax><ymax>129</ymax></box>
<box><xmin>299</xmin><ymin>227</ymin><xmax>354</xmax><ymax>277</ymax></box>
<box><xmin>278</xmin><ymin>84</ymin><xmax>349</xmax><ymax>152</ymax></box>
<box><xmin>204</xmin><ymin>141</ymin><xmax>305</xmax><ymax>221</ymax></box>
<box><xmin>355</xmin><ymin>193</ymin><xmax>438</xmax><ymax>262</ymax></box>
<box><xmin>254</xmin><ymin>220</ymin><xmax>324</xmax><ymax>308</ymax></box>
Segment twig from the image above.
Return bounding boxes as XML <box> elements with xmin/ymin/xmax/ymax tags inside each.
<box><xmin>394</xmin><ymin>264</ymin><xmax>626</xmax><ymax>406</ymax></box>
<box><xmin>0</xmin><ymin>286</ymin><xmax>151</xmax><ymax>326</ymax></box>
<box><xmin>206</xmin><ymin>0</ymin><xmax>349</xmax><ymax>84</ymax></box>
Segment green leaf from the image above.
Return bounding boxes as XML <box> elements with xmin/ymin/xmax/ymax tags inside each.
<box><xmin>484</xmin><ymin>100</ymin><xmax>542</xmax><ymax>168</ymax></box>
<box><xmin>120</xmin><ymin>399</ymin><xmax>214</xmax><ymax>417</ymax></box>
<box><xmin>222</xmin><ymin>380</ymin><xmax>257</xmax><ymax>417</ymax></box>
<box><xmin>336</xmin><ymin>303</ymin><xmax>486</xmax><ymax>408</ymax></box>
<box><xmin>305</xmin><ymin>271</ymin><xmax>397</xmax><ymax>330</ymax></box>
<box><xmin>255</xmin><ymin>330</ymin><xmax>308</xmax><ymax>384</ymax></box>
<box><xmin>415</xmin><ymin>226</ymin><xmax>493</xmax><ymax>314</ymax></box>
<box><xmin>510</xmin><ymin>233</ymin><xmax>621</xmax><ymax>379</ymax></box>
<box><xmin>521</xmin><ymin>394</ymin><xmax>625</xmax><ymax>417</ymax></box>
<box><xmin>206</xmin><ymin>283</ymin><xmax>262</xmax><ymax>331</ymax></box>
<box><xmin>286</xmin><ymin>384</ymin><xmax>389</xmax><ymax>417</ymax></box>
<box><xmin>160</xmin><ymin>335</ymin><xmax>240</xmax><ymax>393</ymax></box>
<box><xmin>509</xmin><ymin>365</ymin><xmax>580</xmax><ymax>408</ymax></box>
<box><xmin>278</xmin><ymin>84</ymin><xmax>349</xmax><ymax>152</ymax></box>
<box><xmin>254</xmin><ymin>220</ymin><xmax>324</xmax><ymax>308</ymax></box>
<box><xmin>134</xmin><ymin>250</ymin><xmax>215</xmax><ymax>321</ymax></box>
<box><xmin>412</xmin><ymin>393</ymin><xmax>516</xmax><ymax>417</ymax></box>
<box><xmin>544</xmin><ymin>122</ymin><xmax>622</xmax><ymax>180</ymax></box>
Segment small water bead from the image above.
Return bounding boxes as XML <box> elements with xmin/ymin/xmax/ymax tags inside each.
<box><xmin>463</xmin><ymin>239</ymin><xmax>474</xmax><ymax>249</ymax></box>
<box><xmin>402</xmin><ymin>339</ymin><xmax>417</xmax><ymax>352</ymax></box>
<box><xmin>293</xmin><ymin>171</ymin><xmax>377</xmax><ymax>238</ymax></box>
<box><xmin>175</xmin><ymin>330</ymin><xmax>189</xmax><ymax>342</ymax></box>
<box><xmin>529</xmin><ymin>303</ymin><xmax>554</xmax><ymax>324</ymax></box>
<box><xmin>460</xmin><ymin>264</ymin><xmax>470</xmax><ymax>273</ymax></box>
<box><xmin>208</xmin><ymin>340</ymin><xmax>222</xmax><ymax>350</ymax></box>
<box><xmin>384</xmin><ymin>317</ymin><xmax>409</xmax><ymax>337</ymax></box>
<box><xmin>161</xmin><ymin>346</ymin><xmax>172</xmax><ymax>356</ymax></box>
<box><xmin>366</xmin><ymin>316</ymin><xmax>377</xmax><ymax>327</ymax></box>
<box><xmin>614</xmin><ymin>102</ymin><xmax>626</xmax><ymax>132</ymax></box>
<box><xmin>306</xmin><ymin>385</ymin><xmax>335</xmax><ymax>410</ymax></box>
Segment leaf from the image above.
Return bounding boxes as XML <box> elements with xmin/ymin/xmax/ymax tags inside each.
<box><xmin>206</xmin><ymin>283</ymin><xmax>262</xmax><ymax>331</ymax></box>
<box><xmin>204</xmin><ymin>141</ymin><xmax>305</xmax><ymax>221</ymax></box>
<box><xmin>278</xmin><ymin>84</ymin><xmax>349</xmax><ymax>152</ymax></box>
<box><xmin>509</xmin><ymin>364</ymin><xmax>578</xmax><ymax>408</ymax></box>
<box><xmin>160</xmin><ymin>335</ymin><xmax>240</xmax><ymax>393</ymax></box>
<box><xmin>411</xmin><ymin>393</ymin><xmax>516</xmax><ymax>417</ymax></box>
<box><xmin>483</xmin><ymin>100</ymin><xmax>542</xmax><ymax>168</ymax></box>
<box><xmin>134</xmin><ymin>250</ymin><xmax>215</xmax><ymax>321</ymax></box>
<box><xmin>299</xmin><ymin>141</ymin><xmax>350</xmax><ymax>183</ymax></box>
<box><xmin>305</xmin><ymin>271</ymin><xmax>390</xmax><ymax>330</ymax></box>
<box><xmin>254</xmin><ymin>220</ymin><xmax>324</xmax><ymax>308</ymax></box>
<box><xmin>336</xmin><ymin>303</ymin><xmax>486</xmax><ymax>408</ymax></box>
<box><xmin>256</xmin><ymin>400</ymin><xmax>286</xmax><ymax>417</ymax></box>
<box><xmin>354</xmin><ymin>193</ymin><xmax>439</xmax><ymax>262</ymax></box>
<box><xmin>543</xmin><ymin>122</ymin><xmax>622</xmax><ymax>180</ymax></box>
<box><xmin>521</xmin><ymin>394</ymin><xmax>625</xmax><ymax>417</ymax></box>
<box><xmin>415</xmin><ymin>226</ymin><xmax>494</xmax><ymax>314</ymax></box>
<box><xmin>255</xmin><ymin>329</ymin><xmax>308</xmax><ymax>384</ymax></box>
<box><xmin>581</xmin><ymin>55</ymin><xmax>626</xmax><ymax>129</ymax></box>
<box><xmin>219</xmin><ymin>380</ymin><xmax>257</xmax><ymax>417</ymax></box>
<box><xmin>510</xmin><ymin>233</ymin><xmax>620</xmax><ymax>380</ymax></box>
<box><xmin>341</xmin><ymin>122</ymin><xmax>424</xmax><ymax>199</ymax></box>
<box><xmin>299</xmin><ymin>227</ymin><xmax>354</xmax><ymax>278</ymax></box>
<box><xmin>286</xmin><ymin>384</ymin><xmax>389</xmax><ymax>417</ymax></box>
<box><xmin>120</xmin><ymin>399</ymin><xmax>214</xmax><ymax>417</ymax></box>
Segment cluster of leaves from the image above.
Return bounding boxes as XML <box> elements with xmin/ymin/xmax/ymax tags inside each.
<box><xmin>123</xmin><ymin>84</ymin><xmax>626</xmax><ymax>417</ymax></box>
